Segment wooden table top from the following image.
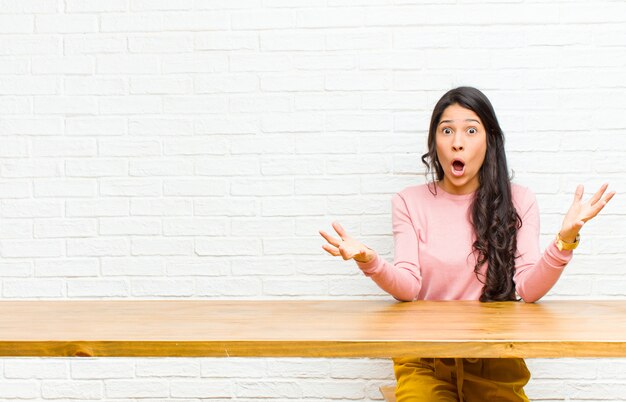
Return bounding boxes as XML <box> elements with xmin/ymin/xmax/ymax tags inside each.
<box><xmin>1</xmin><ymin>300</ymin><xmax>625</xmax><ymax>358</ymax></box>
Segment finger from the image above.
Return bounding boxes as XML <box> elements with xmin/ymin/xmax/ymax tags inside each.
<box><xmin>332</xmin><ymin>221</ymin><xmax>349</xmax><ymax>240</ymax></box>
<box><xmin>589</xmin><ymin>190</ymin><xmax>616</xmax><ymax>217</ymax></box>
<box><xmin>319</xmin><ymin>230</ymin><xmax>341</xmax><ymax>247</ymax></box>
<box><xmin>573</xmin><ymin>184</ymin><xmax>584</xmax><ymax>203</ymax></box>
<box><xmin>604</xmin><ymin>191</ymin><xmax>617</xmax><ymax>204</ymax></box>
<box><xmin>322</xmin><ymin>244</ymin><xmax>340</xmax><ymax>257</ymax></box>
<box><xmin>588</xmin><ymin>183</ymin><xmax>609</xmax><ymax>206</ymax></box>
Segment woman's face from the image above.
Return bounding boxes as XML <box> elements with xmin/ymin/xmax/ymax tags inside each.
<box><xmin>435</xmin><ymin>103</ymin><xmax>487</xmax><ymax>195</ymax></box>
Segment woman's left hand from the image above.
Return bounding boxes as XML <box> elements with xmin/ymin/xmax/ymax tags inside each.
<box><xmin>559</xmin><ymin>183</ymin><xmax>616</xmax><ymax>242</ymax></box>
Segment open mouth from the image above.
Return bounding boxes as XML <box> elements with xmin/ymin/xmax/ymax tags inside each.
<box><xmin>451</xmin><ymin>159</ymin><xmax>465</xmax><ymax>176</ymax></box>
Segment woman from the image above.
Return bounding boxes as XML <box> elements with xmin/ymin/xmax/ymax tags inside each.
<box><xmin>319</xmin><ymin>87</ymin><xmax>615</xmax><ymax>401</ymax></box>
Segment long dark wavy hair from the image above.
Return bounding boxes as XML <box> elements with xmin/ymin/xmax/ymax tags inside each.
<box><xmin>421</xmin><ymin>86</ymin><xmax>522</xmax><ymax>302</ymax></box>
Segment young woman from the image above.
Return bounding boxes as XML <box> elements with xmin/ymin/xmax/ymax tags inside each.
<box><xmin>319</xmin><ymin>86</ymin><xmax>615</xmax><ymax>401</ymax></box>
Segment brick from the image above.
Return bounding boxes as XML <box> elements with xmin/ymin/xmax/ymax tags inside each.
<box><xmin>35</xmin><ymin>259</ymin><xmax>99</xmax><ymax>277</ymax></box>
<box><xmin>32</xmin><ymin>138</ymin><xmax>96</xmax><ymax>157</ymax></box>
<box><xmin>194</xmin><ymin>117</ymin><xmax>257</xmax><ymax>134</ymax></box>
<box><xmin>195</xmin><ymin>238</ymin><xmax>261</xmax><ymax>257</ymax></box>
<box><xmin>99</xmin><ymin>96</ymin><xmax>162</xmax><ymax>114</ymax></box>
<box><xmin>66</xmin><ymin>0</ymin><xmax>127</xmax><ymax>12</ymax></box>
<box><xmin>3</xmin><ymin>279</ymin><xmax>64</xmax><ymax>298</ymax></box>
<box><xmin>0</xmin><ymin>35</ymin><xmax>60</xmax><ymax>55</ymax></box>
<box><xmin>163</xmin><ymin>178</ymin><xmax>227</xmax><ymax>196</ymax></box>
<box><xmin>236</xmin><ymin>381</ymin><xmax>301</xmax><ymax>398</ymax></box>
<box><xmin>64</xmin><ymin>77</ymin><xmax>126</xmax><ymax>95</ymax></box>
<box><xmin>263</xmin><ymin>278</ymin><xmax>328</xmax><ymax>295</ymax></box>
<box><xmin>97</xmin><ymin>55</ymin><xmax>160</xmax><ymax>74</ymax></box>
<box><xmin>99</xmin><ymin>139</ymin><xmax>161</xmax><ymax>156</ymax></box>
<box><xmin>66</xmin><ymin>199</ymin><xmax>129</xmax><ymax>217</ymax></box>
<box><xmin>163</xmin><ymin>218</ymin><xmax>227</xmax><ymax>236</ymax></box>
<box><xmin>261</xmin><ymin>31</ymin><xmax>324</xmax><ymax>51</ymax></box>
<box><xmin>1</xmin><ymin>199</ymin><xmax>62</xmax><ymax>218</ymax></box>
<box><xmin>1</xmin><ymin>240</ymin><xmax>64</xmax><ymax>257</ymax></box>
<box><xmin>0</xmin><ymin>15</ymin><xmax>32</xmax><ymax>34</ymax></box>
<box><xmin>34</xmin><ymin>219</ymin><xmax>97</xmax><ymax>238</ymax></box>
<box><xmin>164</xmin><ymin>137</ymin><xmax>228</xmax><ymax>155</ymax></box>
<box><xmin>131</xmin><ymin>279</ymin><xmax>195</xmax><ymax>296</ymax></box>
<box><xmin>201</xmin><ymin>358</ymin><xmax>266</xmax><ymax>378</ymax></box>
<box><xmin>232</xmin><ymin>9</ymin><xmax>294</xmax><ymax>30</ymax></box>
<box><xmin>102</xmin><ymin>257</ymin><xmax>166</xmax><ymax>276</ymax></box>
<box><xmin>231</xmin><ymin>178</ymin><xmax>293</xmax><ymax>196</ymax></box>
<box><xmin>32</xmin><ymin>56</ymin><xmax>94</xmax><ymax>74</ymax></box>
<box><xmin>230</xmin><ymin>258</ymin><xmax>295</xmax><ymax>276</ymax></box>
<box><xmin>4</xmin><ymin>360</ymin><xmax>68</xmax><ymax>379</ymax></box>
<box><xmin>130</xmin><ymin>76</ymin><xmax>192</xmax><ymax>94</ymax></box>
<box><xmin>129</xmin><ymin>158</ymin><xmax>194</xmax><ymax>176</ymax></box>
<box><xmin>131</xmin><ymin>198</ymin><xmax>193</xmax><ymax>216</ymax></box>
<box><xmin>67</xmin><ymin>279</ymin><xmax>129</xmax><ymax>297</ymax></box>
<box><xmin>129</xmin><ymin>34</ymin><xmax>193</xmax><ymax>53</ymax></box>
<box><xmin>34</xmin><ymin>96</ymin><xmax>98</xmax><ymax>114</ymax></box>
<box><xmin>105</xmin><ymin>380</ymin><xmax>169</xmax><ymax>398</ymax></box>
<box><xmin>131</xmin><ymin>237</ymin><xmax>193</xmax><ymax>256</ymax></box>
<box><xmin>161</xmin><ymin>54</ymin><xmax>228</xmax><ymax>73</ymax></box>
<box><xmin>0</xmin><ymin>136</ymin><xmax>29</xmax><ymax>156</ymax></box>
<box><xmin>0</xmin><ymin>381</ymin><xmax>40</xmax><ymax>398</ymax></box>
<box><xmin>196</xmin><ymin>156</ymin><xmax>259</xmax><ymax>176</ymax></box>
<box><xmin>67</xmin><ymin>238</ymin><xmax>129</xmax><ymax>257</ymax></box>
<box><xmin>165</xmin><ymin>257</ymin><xmax>229</xmax><ymax>276</ymax></box>
<box><xmin>0</xmin><ymin>262</ymin><xmax>33</xmax><ymax>277</ymax></box>
<box><xmin>195</xmin><ymin>277</ymin><xmax>262</xmax><ymax>296</ymax></box>
<box><xmin>294</xmin><ymin>54</ymin><xmax>355</xmax><ymax>70</ymax></box>
<box><xmin>194</xmin><ymin>198</ymin><xmax>256</xmax><ymax>217</ymax></box>
<box><xmin>326</xmin><ymin>72</ymin><xmax>392</xmax><ymax>91</ymax></box>
<box><xmin>297</xmin><ymin>8</ymin><xmax>362</xmax><ymax>28</ymax></box>
<box><xmin>99</xmin><ymin>217</ymin><xmax>161</xmax><ymax>235</ymax></box>
<box><xmin>162</xmin><ymin>11</ymin><xmax>230</xmax><ymax>31</ymax></box>
<box><xmin>71</xmin><ymin>360</ymin><xmax>134</xmax><ymax>379</ymax></box>
<box><xmin>36</xmin><ymin>15</ymin><xmax>98</xmax><ymax>33</ymax></box>
<box><xmin>64</xmin><ymin>35</ymin><xmax>128</xmax><ymax>54</ymax></box>
<box><xmin>230</xmin><ymin>54</ymin><xmax>292</xmax><ymax>72</ymax></box>
<box><xmin>295</xmin><ymin>93</ymin><xmax>360</xmax><ymax>110</ymax></box>
<box><xmin>100</xmin><ymin>178</ymin><xmax>162</xmax><ymax>196</ymax></box>
<box><xmin>66</xmin><ymin>158</ymin><xmax>127</xmax><ymax>177</ymax></box>
<box><xmin>266</xmin><ymin>359</ymin><xmax>329</xmax><ymax>378</ymax></box>
<box><xmin>195</xmin><ymin>32</ymin><xmax>258</xmax><ymax>50</ymax></box>
<box><xmin>194</xmin><ymin>74</ymin><xmax>258</xmax><ymax>93</ymax></box>
<box><xmin>0</xmin><ymin>58</ymin><xmax>29</xmax><ymax>74</ymax></box>
<box><xmin>163</xmin><ymin>95</ymin><xmax>227</xmax><ymax>114</ymax></box>
<box><xmin>170</xmin><ymin>381</ymin><xmax>233</xmax><ymax>398</ymax></box>
<box><xmin>301</xmin><ymin>380</ymin><xmax>365</xmax><ymax>399</ymax></box>
<box><xmin>260</xmin><ymin>157</ymin><xmax>324</xmax><ymax>176</ymax></box>
<box><xmin>100</xmin><ymin>14</ymin><xmax>163</xmax><ymax>32</ymax></box>
<box><xmin>137</xmin><ymin>359</ymin><xmax>200</xmax><ymax>377</ymax></box>
<box><xmin>0</xmin><ymin>219</ymin><xmax>33</xmax><ymax>238</ymax></box>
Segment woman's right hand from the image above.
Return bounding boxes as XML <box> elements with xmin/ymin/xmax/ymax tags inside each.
<box><xmin>319</xmin><ymin>221</ymin><xmax>376</xmax><ymax>263</ymax></box>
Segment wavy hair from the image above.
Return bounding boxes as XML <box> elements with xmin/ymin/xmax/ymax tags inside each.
<box><xmin>421</xmin><ymin>86</ymin><xmax>522</xmax><ymax>302</ymax></box>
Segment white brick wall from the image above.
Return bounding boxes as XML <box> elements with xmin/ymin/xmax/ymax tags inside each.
<box><xmin>0</xmin><ymin>0</ymin><xmax>625</xmax><ymax>400</ymax></box>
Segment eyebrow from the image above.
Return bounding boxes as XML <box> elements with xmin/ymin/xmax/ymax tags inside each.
<box><xmin>438</xmin><ymin>119</ymin><xmax>481</xmax><ymax>126</ymax></box>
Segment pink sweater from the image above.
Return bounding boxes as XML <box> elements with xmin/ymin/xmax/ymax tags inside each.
<box><xmin>356</xmin><ymin>183</ymin><xmax>573</xmax><ymax>303</ymax></box>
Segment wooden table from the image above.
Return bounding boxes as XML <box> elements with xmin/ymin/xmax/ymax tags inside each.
<box><xmin>1</xmin><ymin>300</ymin><xmax>625</xmax><ymax>358</ymax></box>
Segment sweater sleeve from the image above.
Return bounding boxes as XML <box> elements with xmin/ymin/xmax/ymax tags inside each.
<box><xmin>355</xmin><ymin>193</ymin><xmax>422</xmax><ymax>301</ymax></box>
<box><xmin>513</xmin><ymin>188</ymin><xmax>573</xmax><ymax>303</ymax></box>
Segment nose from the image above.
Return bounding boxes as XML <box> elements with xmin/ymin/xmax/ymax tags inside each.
<box><xmin>452</xmin><ymin>132</ymin><xmax>464</xmax><ymax>151</ymax></box>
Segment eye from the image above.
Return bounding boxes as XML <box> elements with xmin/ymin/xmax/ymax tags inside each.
<box><xmin>468</xmin><ymin>127</ymin><xmax>477</xmax><ymax>135</ymax></box>
<box><xmin>442</xmin><ymin>128</ymin><xmax>452</xmax><ymax>135</ymax></box>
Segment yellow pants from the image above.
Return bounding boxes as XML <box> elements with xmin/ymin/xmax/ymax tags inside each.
<box><xmin>393</xmin><ymin>357</ymin><xmax>530</xmax><ymax>402</ymax></box>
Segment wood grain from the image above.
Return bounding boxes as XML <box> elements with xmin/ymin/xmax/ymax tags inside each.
<box><xmin>1</xmin><ymin>300</ymin><xmax>624</xmax><ymax>358</ymax></box>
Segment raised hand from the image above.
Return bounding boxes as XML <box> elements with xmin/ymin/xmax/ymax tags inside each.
<box><xmin>319</xmin><ymin>221</ymin><xmax>376</xmax><ymax>263</ymax></box>
<box><xmin>559</xmin><ymin>183</ymin><xmax>616</xmax><ymax>242</ymax></box>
